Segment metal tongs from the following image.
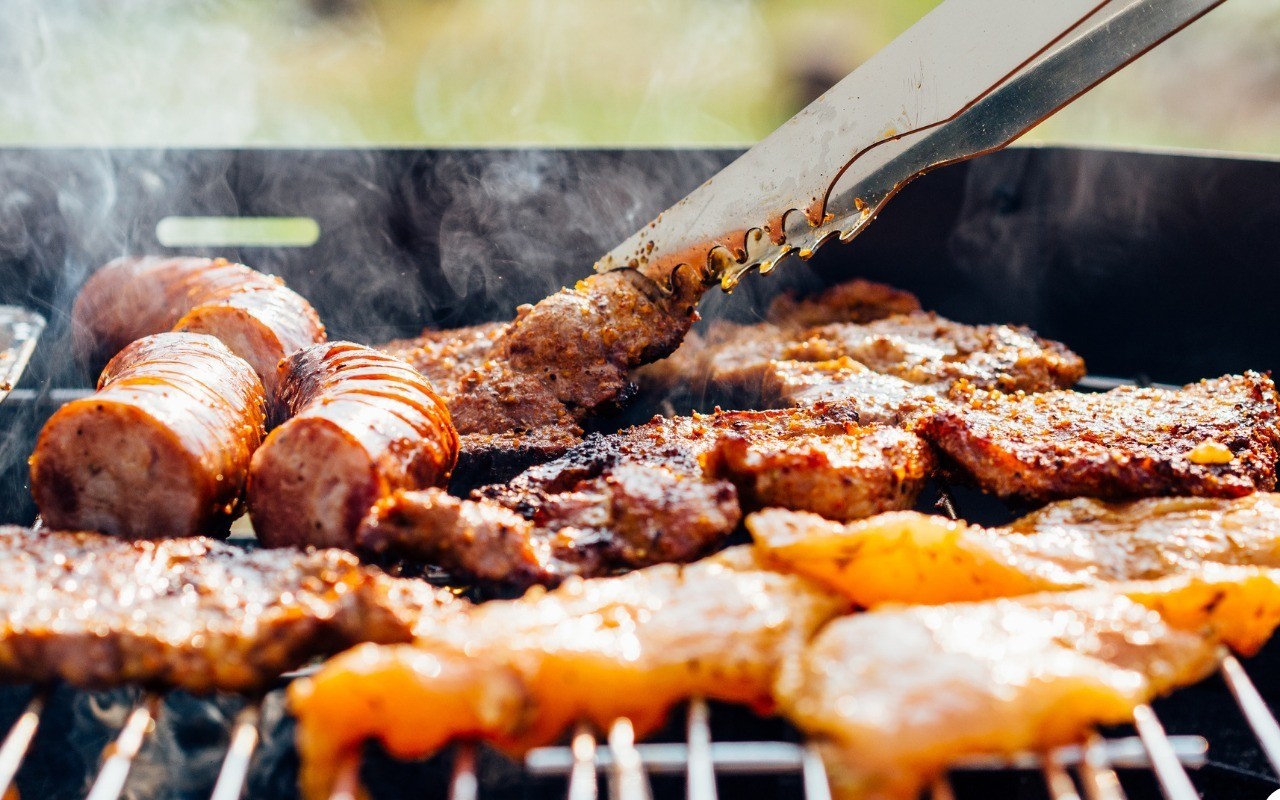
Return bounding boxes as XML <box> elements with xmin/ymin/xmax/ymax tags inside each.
<box><xmin>0</xmin><ymin>306</ymin><xmax>44</xmax><ymax>406</ymax></box>
<box><xmin>596</xmin><ymin>0</ymin><xmax>1228</xmax><ymax>291</ymax></box>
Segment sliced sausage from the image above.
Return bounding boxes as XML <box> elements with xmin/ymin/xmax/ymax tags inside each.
<box><xmin>248</xmin><ymin>342</ymin><xmax>459</xmax><ymax>550</ymax></box>
<box><xmin>72</xmin><ymin>256</ymin><xmax>326</xmax><ymax>398</ymax></box>
<box><xmin>30</xmin><ymin>332</ymin><xmax>267</xmax><ymax>538</ymax></box>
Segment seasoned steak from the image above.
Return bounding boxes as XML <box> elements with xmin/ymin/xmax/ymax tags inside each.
<box><xmin>919</xmin><ymin>372</ymin><xmax>1280</xmax><ymax>501</ymax></box>
<box><xmin>0</xmin><ymin>526</ymin><xmax>459</xmax><ymax>693</ymax></box>
<box><xmin>645</xmin><ymin>278</ymin><xmax>1084</xmax><ymax>415</ymax></box>
<box><xmin>382</xmin><ymin>270</ymin><xmax>700</xmax><ymax>446</ymax></box>
<box><xmin>290</xmin><ymin>546</ymin><xmax>849</xmax><ymax>800</ymax></box>
<box><xmin>359</xmin><ymin>404</ymin><xmax>934</xmax><ymax>587</ymax></box>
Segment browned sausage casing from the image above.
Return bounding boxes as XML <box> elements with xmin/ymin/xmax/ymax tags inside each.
<box><xmin>30</xmin><ymin>333</ymin><xmax>268</xmax><ymax>538</ymax></box>
<box><xmin>248</xmin><ymin>342</ymin><xmax>459</xmax><ymax>549</ymax></box>
<box><xmin>72</xmin><ymin>256</ymin><xmax>326</xmax><ymax>398</ymax></box>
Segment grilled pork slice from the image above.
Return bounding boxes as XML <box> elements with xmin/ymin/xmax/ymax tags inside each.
<box><xmin>72</xmin><ymin>256</ymin><xmax>325</xmax><ymax>398</ymax></box>
<box><xmin>358</xmin><ymin>405</ymin><xmax>933</xmax><ymax>586</ymax></box>
<box><xmin>778</xmin><ymin>590</ymin><xmax>1222</xmax><ymax>800</ymax></box>
<box><xmin>919</xmin><ymin>372</ymin><xmax>1280</xmax><ymax>501</ymax></box>
<box><xmin>649</xmin><ymin>278</ymin><xmax>1083</xmax><ymax>413</ymax></box>
<box><xmin>383</xmin><ymin>269</ymin><xmax>702</xmax><ymax>447</ymax></box>
<box><xmin>247</xmin><ymin>342</ymin><xmax>458</xmax><ymax>550</ymax></box>
<box><xmin>30</xmin><ymin>333</ymin><xmax>267</xmax><ymax>538</ymax></box>
<box><xmin>289</xmin><ymin>547</ymin><xmax>849</xmax><ymax>800</ymax></box>
<box><xmin>749</xmin><ymin>493</ymin><xmax>1280</xmax><ymax>609</ymax></box>
<box><xmin>0</xmin><ymin>526</ymin><xmax>461</xmax><ymax>693</ymax></box>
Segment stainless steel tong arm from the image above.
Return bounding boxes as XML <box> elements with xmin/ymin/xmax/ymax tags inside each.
<box><xmin>595</xmin><ymin>0</ymin><xmax>1228</xmax><ymax>292</ymax></box>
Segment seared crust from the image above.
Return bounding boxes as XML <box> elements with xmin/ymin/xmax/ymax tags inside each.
<box><xmin>380</xmin><ymin>270</ymin><xmax>697</xmax><ymax>445</ymax></box>
<box><xmin>359</xmin><ymin>404</ymin><xmax>934</xmax><ymax>587</ymax></box>
<box><xmin>451</xmin><ymin>428</ymin><xmax>584</xmax><ymax>496</ymax></box>
<box><xmin>704</xmin><ymin>426</ymin><xmax>935</xmax><ymax>522</ymax></box>
<box><xmin>0</xmin><ymin>525</ymin><xmax>460</xmax><ymax>693</ymax></box>
<box><xmin>919</xmin><ymin>372</ymin><xmax>1280</xmax><ymax>501</ymax></box>
<box><xmin>248</xmin><ymin>342</ymin><xmax>458</xmax><ymax>549</ymax></box>
<box><xmin>644</xmin><ymin>278</ymin><xmax>1083</xmax><ymax>414</ymax></box>
<box><xmin>72</xmin><ymin>256</ymin><xmax>325</xmax><ymax>397</ymax></box>
<box><xmin>30</xmin><ymin>333</ymin><xmax>267</xmax><ymax>538</ymax></box>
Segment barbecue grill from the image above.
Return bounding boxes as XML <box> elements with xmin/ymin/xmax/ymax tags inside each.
<box><xmin>2</xmin><ymin>145</ymin><xmax>1280</xmax><ymax>799</ymax></box>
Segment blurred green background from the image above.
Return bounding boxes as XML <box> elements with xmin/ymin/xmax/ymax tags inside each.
<box><xmin>1</xmin><ymin>0</ymin><xmax>1277</xmax><ymax>153</ymax></box>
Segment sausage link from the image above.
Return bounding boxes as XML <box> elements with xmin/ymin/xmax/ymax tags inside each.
<box><xmin>30</xmin><ymin>333</ymin><xmax>267</xmax><ymax>538</ymax></box>
<box><xmin>72</xmin><ymin>256</ymin><xmax>326</xmax><ymax>398</ymax></box>
<box><xmin>248</xmin><ymin>342</ymin><xmax>459</xmax><ymax>549</ymax></box>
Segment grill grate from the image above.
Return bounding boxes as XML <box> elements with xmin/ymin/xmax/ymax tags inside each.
<box><xmin>0</xmin><ymin>359</ymin><xmax>1278</xmax><ymax>799</ymax></box>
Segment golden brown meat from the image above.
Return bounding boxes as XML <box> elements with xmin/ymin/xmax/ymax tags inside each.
<box><xmin>778</xmin><ymin>589</ymin><xmax>1222</xmax><ymax>800</ymax></box>
<box><xmin>0</xmin><ymin>525</ymin><xmax>461</xmax><ymax>693</ymax></box>
<box><xmin>360</xmin><ymin>404</ymin><xmax>932</xmax><ymax>586</ymax></box>
<box><xmin>918</xmin><ymin>373</ymin><xmax>1280</xmax><ymax>501</ymax></box>
<box><xmin>702</xmin><ymin>425</ymin><xmax>934</xmax><ymax>522</ymax></box>
<box><xmin>247</xmin><ymin>342</ymin><xmax>458</xmax><ymax>550</ymax></box>
<box><xmin>382</xmin><ymin>270</ymin><xmax>699</xmax><ymax>444</ymax></box>
<box><xmin>72</xmin><ymin>256</ymin><xmax>326</xmax><ymax>398</ymax></box>
<box><xmin>645</xmin><ymin>278</ymin><xmax>1083</xmax><ymax>414</ymax></box>
<box><xmin>289</xmin><ymin>546</ymin><xmax>849</xmax><ymax>800</ymax></box>
<box><xmin>749</xmin><ymin>493</ymin><xmax>1280</xmax><ymax>608</ymax></box>
<box><xmin>30</xmin><ymin>333</ymin><xmax>267</xmax><ymax>538</ymax></box>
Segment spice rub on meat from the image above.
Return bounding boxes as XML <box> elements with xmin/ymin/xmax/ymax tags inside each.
<box><xmin>382</xmin><ymin>270</ymin><xmax>703</xmax><ymax>475</ymax></box>
<box><xmin>778</xmin><ymin>589</ymin><xmax>1222</xmax><ymax>800</ymax></box>
<box><xmin>919</xmin><ymin>372</ymin><xmax>1280</xmax><ymax>501</ymax></box>
<box><xmin>358</xmin><ymin>404</ymin><xmax>934</xmax><ymax>587</ymax></box>
<box><xmin>0</xmin><ymin>526</ymin><xmax>461</xmax><ymax>694</ymax></box>
<box><xmin>749</xmin><ymin>493</ymin><xmax>1280</xmax><ymax>609</ymax></box>
<box><xmin>289</xmin><ymin>547</ymin><xmax>849</xmax><ymax>800</ymax></box>
<box><xmin>645</xmin><ymin>278</ymin><xmax>1084</xmax><ymax>418</ymax></box>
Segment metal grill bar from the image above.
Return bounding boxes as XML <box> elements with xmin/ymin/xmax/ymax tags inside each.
<box><xmin>686</xmin><ymin>699</ymin><xmax>716</xmax><ymax>800</ymax></box>
<box><xmin>800</xmin><ymin>744</ymin><xmax>832</xmax><ymax>800</ymax></box>
<box><xmin>1079</xmin><ymin>734</ymin><xmax>1127</xmax><ymax>800</ymax></box>
<box><xmin>328</xmin><ymin>752</ymin><xmax>361</xmax><ymax>800</ymax></box>
<box><xmin>450</xmin><ymin>744</ymin><xmax>479</xmax><ymax>800</ymax></box>
<box><xmin>85</xmin><ymin>694</ymin><xmax>159</xmax><ymax>800</ymax></box>
<box><xmin>930</xmin><ymin>776</ymin><xmax>956</xmax><ymax>800</ymax></box>
<box><xmin>0</xmin><ymin>693</ymin><xmax>42</xmax><ymax>798</ymax></box>
<box><xmin>209</xmin><ymin>706</ymin><xmax>260</xmax><ymax>800</ymax></box>
<box><xmin>1132</xmin><ymin>705</ymin><xmax>1199</xmax><ymax>800</ymax></box>
<box><xmin>607</xmin><ymin>718</ymin><xmax>653</xmax><ymax>800</ymax></box>
<box><xmin>1220</xmin><ymin>654</ymin><xmax>1280</xmax><ymax>776</ymax></box>
<box><xmin>568</xmin><ymin>723</ymin><xmax>599</xmax><ymax>800</ymax></box>
<box><xmin>529</xmin><ymin>734</ymin><xmax>1211</xmax><ymax>777</ymax></box>
<box><xmin>1043</xmin><ymin>753</ymin><xmax>1082</xmax><ymax>800</ymax></box>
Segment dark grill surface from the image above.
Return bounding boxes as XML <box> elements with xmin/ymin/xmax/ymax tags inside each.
<box><xmin>2</xmin><ymin>145</ymin><xmax>1280</xmax><ymax>798</ymax></box>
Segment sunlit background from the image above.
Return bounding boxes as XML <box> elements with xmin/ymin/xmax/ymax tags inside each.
<box><xmin>1</xmin><ymin>0</ymin><xmax>1277</xmax><ymax>153</ymax></box>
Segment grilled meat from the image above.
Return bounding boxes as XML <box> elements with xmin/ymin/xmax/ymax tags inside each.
<box><xmin>0</xmin><ymin>526</ymin><xmax>461</xmax><ymax>693</ymax></box>
<box><xmin>449</xmin><ymin>428</ymin><xmax>586</xmax><ymax>496</ymax></box>
<box><xmin>30</xmin><ymin>333</ymin><xmax>267</xmax><ymax>538</ymax></box>
<box><xmin>382</xmin><ymin>270</ymin><xmax>700</xmax><ymax>447</ymax></box>
<box><xmin>289</xmin><ymin>546</ymin><xmax>849</xmax><ymax>800</ymax></box>
<box><xmin>359</xmin><ymin>405</ymin><xmax>933</xmax><ymax>586</ymax></box>
<box><xmin>778</xmin><ymin>589</ymin><xmax>1221</xmax><ymax>800</ymax></box>
<box><xmin>247</xmin><ymin>342</ymin><xmax>458</xmax><ymax>550</ymax></box>
<box><xmin>749</xmin><ymin>493</ymin><xmax>1280</xmax><ymax>608</ymax></box>
<box><xmin>645</xmin><ymin>278</ymin><xmax>1083</xmax><ymax>416</ymax></box>
<box><xmin>702</xmin><ymin>425</ymin><xmax>934</xmax><ymax>522</ymax></box>
<box><xmin>72</xmin><ymin>256</ymin><xmax>326</xmax><ymax>399</ymax></box>
<box><xmin>919</xmin><ymin>372</ymin><xmax>1280</xmax><ymax>501</ymax></box>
